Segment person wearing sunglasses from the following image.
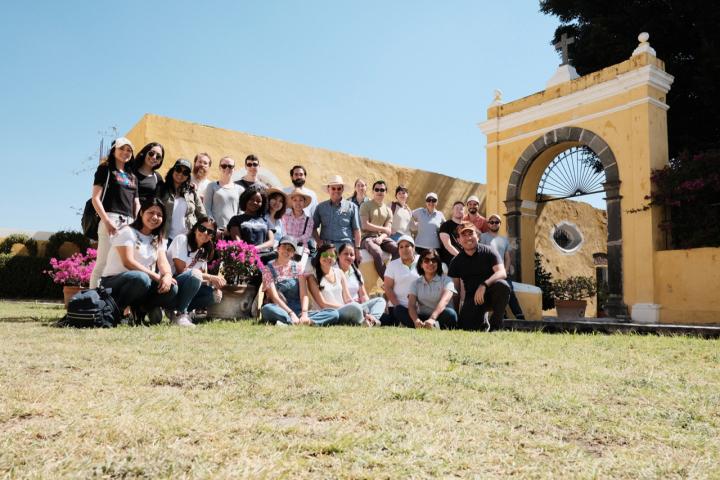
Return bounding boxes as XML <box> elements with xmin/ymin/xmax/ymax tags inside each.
<box><xmin>191</xmin><ymin>153</ymin><xmax>212</xmax><ymax>203</ymax></box>
<box><xmin>306</xmin><ymin>244</ymin><xmax>364</xmax><ymax>325</ymax></box>
<box><xmin>131</xmin><ymin>142</ymin><xmax>165</xmax><ymax>203</ymax></box>
<box><xmin>407</xmin><ymin>249</ymin><xmax>458</xmax><ymax>329</ymax></box>
<box><xmin>359</xmin><ymin>180</ymin><xmax>399</xmax><ymax>279</ymax></box>
<box><xmin>312</xmin><ymin>175</ymin><xmax>361</xmax><ymax>252</ymax></box>
<box><xmin>203</xmin><ymin>156</ymin><xmax>242</xmax><ymax>231</ymax></box>
<box><xmin>412</xmin><ymin>192</ymin><xmax>446</xmax><ymax>256</ymax></box>
<box><xmin>89</xmin><ymin>137</ymin><xmax>140</xmax><ymax>289</ymax></box>
<box><xmin>158</xmin><ymin>158</ymin><xmax>206</xmax><ymax>244</ymax></box>
<box><xmin>235</xmin><ymin>154</ymin><xmax>266</xmax><ymax>190</ymax></box>
<box><xmin>479</xmin><ymin>214</ymin><xmax>525</xmax><ymax>320</ymax></box>
<box><xmin>166</xmin><ymin>217</ymin><xmax>226</xmax><ymax>327</ymax></box>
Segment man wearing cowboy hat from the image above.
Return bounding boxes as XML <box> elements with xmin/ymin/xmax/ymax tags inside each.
<box><xmin>312</xmin><ymin>175</ymin><xmax>361</xmax><ymax>250</ymax></box>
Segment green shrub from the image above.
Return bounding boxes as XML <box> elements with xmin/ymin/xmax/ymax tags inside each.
<box><xmin>0</xmin><ymin>254</ymin><xmax>62</xmax><ymax>299</ymax></box>
<box><xmin>0</xmin><ymin>234</ymin><xmax>38</xmax><ymax>257</ymax></box>
<box><xmin>44</xmin><ymin>230</ymin><xmax>91</xmax><ymax>259</ymax></box>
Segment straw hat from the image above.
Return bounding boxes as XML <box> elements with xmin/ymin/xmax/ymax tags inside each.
<box><xmin>288</xmin><ymin>187</ymin><xmax>312</xmax><ymax>206</ymax></box>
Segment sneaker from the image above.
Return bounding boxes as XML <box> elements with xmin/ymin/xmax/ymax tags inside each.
<box><xmin>482</xmin><ymin>312</ymin><xmax>491</xmax><ymax>332</ymax></box>
<box><xmin>148</xmin><ymin>307</ymin><xmax>163</xmax><ymax>325</ymax></box>
<box><xmin>275</xmin><ymin>320</ymin><xmax>289</xmax><ymax>327</ymax></box>
<box><xmin>173</xmin><ymin>313</ymin><xmax>195</xmax><ymax>328</ymax></box>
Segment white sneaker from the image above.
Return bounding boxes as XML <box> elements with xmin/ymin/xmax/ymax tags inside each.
<box><xmin>482</xmin><ymin>312</ymin><xmax>491</xmax><ymax>332</ymax></box>
<box><xmin>173</xmin><ymin>313</ymin><xmax>195</xmax><ymax>328</ymax></box>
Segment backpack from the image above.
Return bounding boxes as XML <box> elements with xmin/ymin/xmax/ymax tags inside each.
<box><xmin>56</xmin><ymin>286</ymin><xmax>121</xmax><ymax>328</ymax></box>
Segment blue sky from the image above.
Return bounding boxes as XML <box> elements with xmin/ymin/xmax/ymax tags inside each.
<box><xmin>0</xmin><ymin>1</ymin><xmax>564</xmax><ymax>231</ymax></box>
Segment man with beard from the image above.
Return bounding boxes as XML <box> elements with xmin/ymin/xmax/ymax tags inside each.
<box><xmin>463</xmin><ymin>195</ymin><xmax>489</xmax><ymax>233</ymax></box>
<box><xmin>283</xmin><ymin>165</ymin><xmax>318</xmax><ymax>216</ymax></box>
<box><xmin>438</xmin><ymin>201</ymin><xmax>464</xmax><ymax>268</ymax></box>
<box><xmin>191</xmin><ymin>153</ymin><xmax>212</xmax><ymax>202</ymax></box>
<box><xmin>448</xmin><ymin>222</ymin><xmax>510</xmax><ymax>332</ymax></box>
<box><xmin>480</xmin><ymin>214</ymin><xmax>525</xmax><ymax>320</ymax></box>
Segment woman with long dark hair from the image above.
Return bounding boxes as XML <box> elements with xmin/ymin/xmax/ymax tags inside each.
<box><xmin>89</xmin><ymin>137</ymin><xmax>140</xmax><ymax>289</ymax></box>
<box><xmin>131</xmin><ymin>142</ymin><xmax>165</xmax><ymax>202</ymax></box>
<box><xmin>100</xmin><ymin>197</ymin><xmax>177</xmax><ymax>324</ymax></box>
<box><xmin>336</xmin><ymin>243</ymin><xmax>385</xmax><ymax>326</ymax></box>
<box><xmin>306</xmin><ymin>243</ymin><xmax>364</xmax><ymax>325</ymax></box>
<box><xmin>167</xmin><ymin>217</ymin><xmax>226</xmax><ymax>327</ymax></box>
<box><xmin>265</xmin><ymin>188</ymin><xmax>287</xmax><ymax>246</ymax></box>
<box><xmin>158</xmin><ymin>158</ymin><xmax>206</xmax><ymax>243</ymax></box>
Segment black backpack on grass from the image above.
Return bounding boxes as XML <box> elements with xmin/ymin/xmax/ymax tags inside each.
<box><xmin>56</xmin><ymin>286</ymin><xmax>120</xmax><ymax>328</ymax></box>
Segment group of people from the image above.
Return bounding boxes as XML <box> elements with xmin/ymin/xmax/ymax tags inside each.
<box><xmin>88</xmin><ymin>136</ymin><xmax>522</xmax><ymax>330</ymax></box>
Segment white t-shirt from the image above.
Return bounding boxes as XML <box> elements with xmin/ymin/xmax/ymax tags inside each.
<box><xmin>309</xmin><ymin>267</ymin><xmax>344</xmax><ymax>309</ymax></box>
<box><xmin>342</xmin><ymin>266</ymin><xmax>364</xmax><ymax>302</ymax></box>
<box><xmin>169</xmin><ymin>197</ymin><xmax>187</xmax><ymax>239</ymax></box>
<box><xmin>102</xmin><ymin>226</ymin><xmax>162</xmax><ymax>277</ymax></box>
<box><xmin>166</xmin><ymin>234</ymin><xmax>208</xmax><ymax>275</ymax></box>
<box><xmin>192</xmin><ymin>177</ymin><xmax>211</xmax><ymax>200</ymax></box>
<box><xmin>384</xmin><ymin>255</ymin><xmax>420</xmax><ymax>307</ymax></box>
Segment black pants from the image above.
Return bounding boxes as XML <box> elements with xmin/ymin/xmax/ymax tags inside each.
<box><xmin>459</xmin><ymin>281</ymin><xmax>511</xmax><ymax>331</ymax></box>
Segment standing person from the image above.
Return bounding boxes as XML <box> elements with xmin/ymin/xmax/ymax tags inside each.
<box><xmin>167</xmin><ymin>217</ymin><xmax>226</xmax><ymax>327</ymax></box>
<box><xmin>407</xmin><ymin>249</ymin><xmax>458</xmax><ymax>330</ymax></box>
<box><xmin>282</xmin><ymin>165</ymin><xmax>318</xmax><ymax>216</ymax></box>
<box><xmin>412</xmin><ymin>192</ymin><xmax>446</xmax><ymax>256</ymax></box>
<box><xmin>158</xmin><ymin>159</ymin><xmax>206</xmax><ymax>244</ymax></box>
<box><xmin>227</xmin><ymin>186</ymin><xmax>275</xmax><ymax>262</ymax></box>
<box><xmin>89</xmin><ymin>137</ymin><xmax>139</xmax><ymax>289</ymax></box>
<box><xmin>390</xmin><ymin>185</ymin><xmax>414</xmax><ymax>241</ymax></box>
<box><xmin>191</xmin><ymin>153</ymin><xmax>212</xmax><ymax>202</ymax></box>
<box><xmin>313</xmin><ymin>175</ymin><xmax>361</xmax><ymax>250</ymax></box>
<box><xmin>380</xmin><ymin>235</ymin><xmax>420</xmax><ymax>327</ymax></box>
<box><xmin>203</xmin><ymin>156</ymin><xmax>242</xmax><ymax>232</ymax></box>
<box><xmin>336</xmin><ymin>243</ymin><xmax>385</xmax><ymax>326</ymax></box>
<box><xmin>266</xmin><ymin>188</ymin><xmax>288</xmax><ymax>246</ymax></box>
<box><xmin>260</xmin><ymin>236</ymin><xmax>340</xmax><ymax>326</ymax></box>
<box><xmin>348</xmin><ymin>178</ymin><xmax>369</xmax><ymax>207</ymax></box>
<box><xmin>131</xmin><ymin>142</ymin><xmax>165</xmax><ymax>203</ymax></box>
<box><xmin>438</xmin><ymin>201</ymin><xmax>464</xmax><ymax>268</ymax></box>
<box><xmin>235</xmin><ymin>154</ymin><xmax>265</xmax><ymax>190</ymax></box>
<box><xmin>463</xmin><ymin>195</ymin><xmax>489</xmax><ymax>233</ymax></box>
<box><xmin>359</xmin><ymin>180</ymin><xmax>398</xmax><ymax>278</ymax></box>
<box><xmin>306</xmin><ymin>244</ymin><xmax>364</xmax><ymax>325</ymax></box>
<box><xmin>480</xmin><ymin>214</ymin><xmax>525</xmax><ymax>320</ymax></box>
<box><xmin>448</xmin><ymin>222</ymin><xmax>510</xmax><ymax>332</ymax></box>
<box><xmin>100</xmin><ymin>197</ymin><xmax>177</xmax><ymax>324</ymax></box>
<box><xmin>282</xmin><ymin>188</ymin><xmax>315</xmax><ymax>253</ymax></box>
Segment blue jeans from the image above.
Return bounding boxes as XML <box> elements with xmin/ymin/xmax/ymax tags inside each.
<box><xmin>337</xmin><ymin>302</ymin><xmax>364</xmax><ymax>325</ymax></box>
<box><xmin>101</xmin><ymin>271</ymin><xmax>178</xmax><ymax>311</ymax></box>
<box><xmin>174</xmin><ymin>270</ymin><xmax>217</xmax><ymax>313</ymax></box>
<box><xmin>261</xmin><ymin>304</ymin><xmax>340</xmax><ymax>326</ymax></box>
<box><xmin>360</xmin><ymin>297</ymin><xmax>386</xmax><ymax>321</ymax></box>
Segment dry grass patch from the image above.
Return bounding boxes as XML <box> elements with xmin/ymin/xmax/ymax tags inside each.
<box><xmin>0</xmin><ymin>314</ymin><xmax>719</xmax><ymax>478</ymax></box>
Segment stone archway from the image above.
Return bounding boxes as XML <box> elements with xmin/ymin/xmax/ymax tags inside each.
<box><xmin>504</xmin><ymin>127</ymin><xmax>626</xmax><ymax>317</ymax></box>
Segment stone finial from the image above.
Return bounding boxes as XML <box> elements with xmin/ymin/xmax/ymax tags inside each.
<box><xmin>632</xmin><ymin>32</ymin><xmax>656</xmax><ymax>57</ymax></box>
<box><xmin>490</xmin><ymin>89</ymin><xmax>503</xmax><ymax>107</ymax></box>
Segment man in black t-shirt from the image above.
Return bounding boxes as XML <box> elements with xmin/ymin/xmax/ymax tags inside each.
<box><xmin>438</xmin><ymin>201</ymin><xmax>464</xmax><ymax>267</ymax></box>
<box><xmin>448</xmin><ymin>221</ymin><xmax>510</xmax><ymax>331</ymax></box>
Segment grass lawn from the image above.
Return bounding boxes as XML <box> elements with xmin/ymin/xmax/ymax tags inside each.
<box><xmin>1</xmin><ymin>301</ymin><xmax>719</xmax><ymax>479</ymax></box>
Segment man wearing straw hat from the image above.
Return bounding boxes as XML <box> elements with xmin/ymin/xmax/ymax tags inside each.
<box><xmin>312</xmin><ymin>175</ymin><xmax>361</xmax><ymax>251</ymax></box>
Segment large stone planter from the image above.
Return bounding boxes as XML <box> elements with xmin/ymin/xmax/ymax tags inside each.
<box><xmin>207</xmin><ymin>284</ymin><xmax>258</xmax><ymax>319</ymax></box>
<box><xmin>554</xmin><ymin>299</ymin><xmax>587</xmax><ymax>321</ymax></box>
<box><xmin>63</xmin><ymin>286</ymin><xmax>84</xmax><ymax>308</ymax></box>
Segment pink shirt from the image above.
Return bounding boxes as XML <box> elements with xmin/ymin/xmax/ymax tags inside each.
<box><xmin>282</xmin><ymin>212</ymin><xmax>314</xmax><ymax>245</ymax></box>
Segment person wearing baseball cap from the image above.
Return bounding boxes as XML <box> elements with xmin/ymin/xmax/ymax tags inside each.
<box><xmin>380</xmin><ymin>234</ymin><xmax>421</xmax><ymax>327</ymax></box>
<box><xmin>463</xmin><ymin>194</ymin><xmax>489</xmax><ymax>233</ymax></box>
<box><xmin>411</xmin><ymin>192</ymin><xmax>446</xmax><ymax>255</ymax></box>
<box><xmin>447</xmin><ymin>221</ymin><xmax>510</xmax><ymax>332</ymax></box>
<box><xmin>89</xmin><ymin>137</ymin><xmax>139</xmax><ymax>289</ymax></box>
<box><xmin>312</xmin><ymin>175</ymin><xmax>361</xmax><ymax>251</ymax></box>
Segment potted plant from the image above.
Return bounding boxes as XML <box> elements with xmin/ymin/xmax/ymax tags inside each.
<box><xmin>550</xmin><ymin>275</ymin><xmax>597</xmax><ymax>321</ymax></box>
<box><xmin>207</xmin><ymin>239</ymin><xmax>264</xmax><ymax>319</ymax></box>
<box><xmin>45</xmin><ymin>248</ymin><xmax>97</xmax><ymax>307</ymax></box>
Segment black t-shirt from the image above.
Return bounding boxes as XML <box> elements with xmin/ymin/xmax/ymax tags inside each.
<box><xmin>448</xmin><ymin>244</ymin><xmax>502</xmax><ymax>302</ymax></box>
<box><xmin>438</xmin><ymin>219</ymin><xmax>461</xmax><ymax>266</ymax></box>
<box><xmin>136</xmin><ymin>170</ymin><xmax>163</xmax><ymax>202</ymax></box>
<box><xmin>93</xmin><ymin>164</ymin><xmax>138</xmax><ymax>217</ymax></box>
<box><xmin>227</xmin><ymin>213</ymin><xmax>270</xmax><ymax>248</ymax></box>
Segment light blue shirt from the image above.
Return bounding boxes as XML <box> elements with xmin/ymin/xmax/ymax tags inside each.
<box><xmin>313</xmin><ymin>199</ymin><xmax>360</xmax><ymax>245</ymax></box>
<box><xmin>409</xmin><ymin>274</ymin><xmax>456</xmax><ymax>317</ymax></box>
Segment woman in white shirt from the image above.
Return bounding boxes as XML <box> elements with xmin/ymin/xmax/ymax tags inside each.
<box><xmin>167</xmin><ymin>217</ymin><xmax>226</xmax><ymax>327</ymax></box>
<box><xmin>100</xmin><ymin>197</ymin><xmax>177</xmax><ymax>325</ymax></box>
<box><xmin>336</xmin><ymin>243</ymin><xmax>385</xmax><ymax>326</ymax></box>
<box><xmin>306</xmin><ymin>244</ymin><xmax>364</xmax><ymax>325</ymax></box>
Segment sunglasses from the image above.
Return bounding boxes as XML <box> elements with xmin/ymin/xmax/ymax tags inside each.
<box><xmin>219</xmin><ymin>164</ymin><xmax>235</xmax><ymax>170</ymax></box>
<box><xmin>422</xmin><ymin>257</ymin><xmax>439</xmax><ymax>264</ymax></box>
<box><xmin>197</xmin><ymin>224</ymin><xmax>216</xmax><ymax>235</ymax></box>
<box><xmin>147</xmin><ymin>151</ymin><xmax>163</xmax><ymax>159</ymax></box>
<box><xmin>320</xmin><ymin>251</ymin><xmax>337</xmax><ymax>259</ymax></box>
<box><xmin>246</xmin><ymin>161</ymin><xmax>259</xmax><ymax>167</ymax></box>
<box><xmin>488</xmin><ymin>220</ymin><xmax>501</xmax><ymax>225</ymax></box>
<box><xmin>329</xmin><ymin>186</ymin><xmax>343</xmax><ymax>191</ymax></box>
<box><xmin>374</xmin><ymin>188</ymin><xmax>386</xmax><ymax>193</ymax></box>
<box><xmin>174</xmin><ymin>166</ymin><xmax>191</xmax><ymax>176</ymax></box>
<box><xmin>426</xmin><ymin>198</ymin><xmax>438</xmax><ymax>203</ymax></box>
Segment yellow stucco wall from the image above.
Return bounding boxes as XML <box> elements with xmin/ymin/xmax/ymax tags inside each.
<box><xmin>125</xmin><ymin>114</ymin><xmax>485</xmax><ymax>217</ymax></box>
<box><xmin>654</xmin><ymin>248</ymin><xmax>720</xmax><ymax>324</ymax></box>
